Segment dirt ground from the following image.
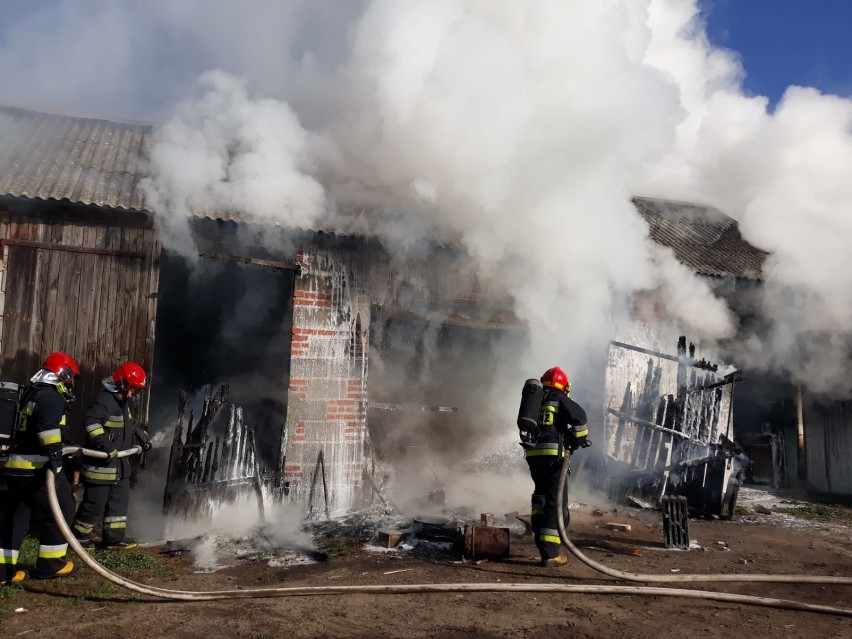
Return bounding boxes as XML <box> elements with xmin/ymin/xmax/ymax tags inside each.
<box><xmin>2</xmin><ymin>487</ymin><xmax>851</xmax><ymax>639</ymax></box>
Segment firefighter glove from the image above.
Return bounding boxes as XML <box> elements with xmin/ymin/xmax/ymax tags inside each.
<box><xmin>572</xmin><ymin>435</ymin><xmax>589</xmax><ymax>450</ymax></box>
<box><xmin>46</xmin><ymin>450</ymin><xmax>63</xmax><ymax>475</ymax></box>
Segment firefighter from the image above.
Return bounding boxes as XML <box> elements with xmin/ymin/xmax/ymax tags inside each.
<box><xmin>0</xmin><ymin>352</ymin><xmax>80</xmax><ymax>584</ymax></box>
<box><xmin>523</xmin><ymin>366</ymin><xmax>589</xmax><ymax>567</ymax></box>
<box><xmin>72</xmin><ymin>362</ymin><xmax>151</xmax><ymax>551</ymax></box>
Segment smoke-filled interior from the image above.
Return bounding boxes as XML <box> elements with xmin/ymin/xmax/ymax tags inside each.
<box><xmin>365</xmin><ymin>308</ymin><xmax>530</xmax><ymax>511</ymax></box>
<box><xmin>151</xmin><ymin>247</ymin><xmax>295</xmax><ymax>472</ymax></box>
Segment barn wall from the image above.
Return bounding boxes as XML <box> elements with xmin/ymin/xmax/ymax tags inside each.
<box><xmin>0</xmin><ymin>212</ymin><xmax>160</xmax><ymax>440</ymax></box>
<box><xmin>803</xmin><ymin>399</ymin><xmax>852</xmax><ymax>496</ymax></box>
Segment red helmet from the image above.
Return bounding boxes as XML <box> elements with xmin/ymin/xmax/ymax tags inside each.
<box><xmin>112</xmin><ymin>362</ymin><xmax>147</xmax><ymax>391</ymax></box>
<box><xmin>541</xmin><ymin>366</ymin><xmax>570</xmax><ymax>393</ymax></box>
<box><xmin>42</xmin><ymin>352</ymin><xmax>81</xmax><ymax>386</ymax></box>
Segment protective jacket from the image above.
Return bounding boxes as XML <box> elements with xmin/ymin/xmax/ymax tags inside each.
<box><xmin>522</xmin><ymin>389</ymin><xmax>588</xmax><ymax>459</ymax></box>
<box><xmin>0</xmin><ymin>380</ymin><xmax>75</xmax><ymax>580</ymax></box>
<box><xmin>81</xmin><ymin>388</ymin><xmax>148</xmax><ymax>484</ymax></box>
<box><xmin>524</xmin><ymin>387</ymin><xmax>589</xmax><ymax>563</ymax></box>
<box><xmin>0</xmin><ymin>384</ymin><xmax>68</xmax><ymax>477</ymax></box>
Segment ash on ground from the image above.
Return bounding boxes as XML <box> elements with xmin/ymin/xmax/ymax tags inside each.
<box><xmin>190</xmin><ymin>533</ymin><xmax>324</xmax><ymax>573</ymax></box>
<box><xmin>729</xmin><ymin>486</ymin><xmax>852</xmax><ymax>534</ymax></box>
<box><xmin>309</xmin><ymin>504</ymin><xmax>408</xmax><ymax>544</ymax></box>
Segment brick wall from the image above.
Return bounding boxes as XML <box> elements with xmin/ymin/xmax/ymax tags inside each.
<box><xmin>283</xmin><ymin>249</ymin><xmax>370</xmax><ymax>514</ymax></box>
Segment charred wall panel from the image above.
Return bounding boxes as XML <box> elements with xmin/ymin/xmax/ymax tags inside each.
<box><xmin>603</xmin><ymin>325</ymin><xmax>742</xmax><ymax>516</ymax></box>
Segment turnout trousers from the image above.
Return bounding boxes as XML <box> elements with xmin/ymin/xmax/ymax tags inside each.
<box><xmin>0</xmin><ymin>471</ymin><xmax>75</xmax><ymax>580</ymax></box>
<box><xmin>73</xmin><ymin>478</ymin><xmax>130</xmax><ymax>545</ymax></box>
<box><xmin>526</xmin><ymin>455</ymin><xmax>568</xmax><ymax>561</ymax></box>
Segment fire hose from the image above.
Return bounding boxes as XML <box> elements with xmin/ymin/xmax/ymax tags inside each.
<box><xmin>35</xmin><ymin>446</ymin><xmax>852</xmax><ymax>617</ymax></box>
<box><xmin>555</xmin><ymin>453</ymin><xmax>852</xmax><ymax>585</ymax></box>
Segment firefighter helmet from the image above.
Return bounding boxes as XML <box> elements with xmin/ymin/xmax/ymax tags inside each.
<box><xmin>541</xmin><ymin>366</ymin><xmax>571</xmax><ymax>394</ymax></box>
<box><xmin>112</xmin><ymin>362</ymin><xmax>147</xmax><ymax>391</ymax></box>
<box><xmin>42</xmin><ymin>352</ymin><xmax>80</xmax><ymax>385</ymax></box>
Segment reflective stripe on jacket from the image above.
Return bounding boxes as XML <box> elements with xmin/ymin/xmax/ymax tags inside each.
<box><xmin>523</xmin><ymin>442</ymin><xmax>566</xmax><ymax>459</ymax></box>
<box><xmin>82</xmin><ymin>389</ymin><xmax>137</xmax><ymax>484</ymax></box>
<box><xmin>0</xmin><ymin>385</ymin><xmax>68</xmax><ymax>477</ymax></box>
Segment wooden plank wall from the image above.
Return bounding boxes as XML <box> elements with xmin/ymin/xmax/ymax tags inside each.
<box><xmin>804</xmin><ymin>400</ymin><xmax>852</xmax><ymax>496</ymax></box>
<box><xmin>0</xmin><ymin>214</ymin><xmax>161</xmax><ymax>442</ymax></box>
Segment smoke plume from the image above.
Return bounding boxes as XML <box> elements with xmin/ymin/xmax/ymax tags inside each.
<box><xmin>2</xmin><ymin>3</ymin><xmax>851</xmax><ymax>445</ymax></box>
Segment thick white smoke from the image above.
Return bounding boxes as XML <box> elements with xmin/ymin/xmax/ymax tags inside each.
<box><xmin>1</xmin><ymin>2</ymin><xmax>850</xmax><ymax>390</ymax></box>
<box><xmin>638</xmin><ymin>2</ymin><xmax>852</xmax><ymax>396</ymax></box>
<box><xmin>137</xmin><ymin>0</ymin><xmax>738</xmax><ymax>389</ymax></box>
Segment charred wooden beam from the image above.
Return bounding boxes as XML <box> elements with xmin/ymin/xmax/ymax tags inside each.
<box><xmin>368</xmin><ymin>403</ymin><xmax>459</xmax><ymax>413</ymax></box>
<box><xmin>199</xmin><ymin>251</ymin><xmax>301</xmax><ymax>273</ymax></box>
<box><xmin>606</xmin><ymin>407</ymin><xmax>702</xmax><ymax>442</ymax></box>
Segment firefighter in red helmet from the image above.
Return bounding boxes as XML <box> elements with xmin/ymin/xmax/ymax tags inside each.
<box><xmin>0</xmin><ymin>352</ymin><xmax>80</xmax><ymax>583</ymax></box>
<box><xmin>524</xmin><ymin>366</ymin><xmax>589</xmax><ymax>566</ymax></box>
<box><xmin>72</xmin><ymin>362</ymin><xmax>151</xmax><ymax>551</ymax></box>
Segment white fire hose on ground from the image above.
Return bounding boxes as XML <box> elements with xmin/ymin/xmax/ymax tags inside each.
<box><xmin>35</xmin><ymin>446</ymin><xmax>852</xmax><ymax>617</ymax></box>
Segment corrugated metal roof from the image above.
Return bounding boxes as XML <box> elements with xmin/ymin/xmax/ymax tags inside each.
<box><xmin>0</xmin><ymin>105</ymin><xmax>315</xmax><ymax>227</ymax></box>
<box><xmin>633</xmin><ymin>196</ymin><xmax>768</xmax><ymax>281</ymax></box>
<box><xmin>0</xmin><ymin>105</ymin><xmax>151</xmax><ymax>212</ymax></box>
<box><xmin>0</xmin><ymin>106</ymin><xmax>770</xmax><ymax>279</ymax></box>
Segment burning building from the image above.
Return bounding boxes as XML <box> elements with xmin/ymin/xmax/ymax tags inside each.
<box><xmin>1</xmin><ymin>104</ymin><xmax>850</xmax><ymax>525</ymax></box>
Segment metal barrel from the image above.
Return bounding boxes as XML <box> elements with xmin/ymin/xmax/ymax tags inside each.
<box><xmin>463</xmin><ymin>525</ymin><xmax>510</xmax><ymax>560</ymax></box>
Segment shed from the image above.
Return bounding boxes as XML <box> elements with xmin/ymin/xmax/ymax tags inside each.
<box><xmin>2</xmin><ymin>104</ymin><xmax>848</xmax><ymax>508</ymax></box>
<box><xmin>0</xmin><ymin>105</ymin><xmax>159</xmax><ymax>438</ymax></box>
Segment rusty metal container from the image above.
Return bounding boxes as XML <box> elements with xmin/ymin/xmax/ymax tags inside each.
<box><xmin>463</xmin><ymin>524</ymin><xmax>510</xmax><ymax>560</ymax></box>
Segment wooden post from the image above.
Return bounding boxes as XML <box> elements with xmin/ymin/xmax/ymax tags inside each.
<box><xmin>796</xmin><ymin>385</ymin><xmax>807</xmax><ymax>481</ymax></box>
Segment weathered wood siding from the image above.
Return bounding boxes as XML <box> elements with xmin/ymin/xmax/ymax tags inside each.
<box><xmin>0</xmin><ymin>214</ymin><xmax>160</xmax><ymax>440</ymax></box>
<box><xmin>804</xmin><ymin>399</ymin><xmax>852</xmax><ymax>496</ymax></box>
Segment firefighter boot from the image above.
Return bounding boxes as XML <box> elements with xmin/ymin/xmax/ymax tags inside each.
<box><xmin>76</xmin><ymin>538</ymin><xmax>95</xmax><ymax>551</ymax></box>
<box><xmin>0</xmin><ymin>570</ymin><xmax>29</xmax><ymax>585</ymax></box>
<box><xmin>34</xmin><ymin>560</ymin><xmax>77</xmax><ymax>580</ymax></box>
<box><xmin>541</xmin><ymin>555</ymin><xmax>569</xmax><ymax>567</ymax></box>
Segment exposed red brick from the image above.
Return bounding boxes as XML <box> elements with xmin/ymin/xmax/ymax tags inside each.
<box><xmin>293</xmin><ymin>298</ymin><xmax>332</xmax><ymax>308</ymax></box>
<box><xmin>292</xmin><ymin>328</ymin><xmax>337</xmax><ymax>336</ymax></box>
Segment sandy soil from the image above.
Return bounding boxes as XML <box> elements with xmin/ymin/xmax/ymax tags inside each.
<box><xmin>2</xmin><ymin>489</ymin><xmax>851</xmax><ymax>639</ymax></box>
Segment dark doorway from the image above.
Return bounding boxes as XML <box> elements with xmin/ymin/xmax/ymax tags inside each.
<box><xmin>150</xmin><ymin>250</ymin><xmax>295</xmax><ymax>472</ymax></box>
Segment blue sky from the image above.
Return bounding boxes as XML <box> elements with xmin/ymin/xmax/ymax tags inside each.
<box><xmin>702</xmin><ymin>0</ymin><xmax>852</xmax><ymax>106</ymax></box>
<box><xmin>1</xmin><ymin>1</ymin><xmax>850</xmax><ymax>117</ymax></box>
